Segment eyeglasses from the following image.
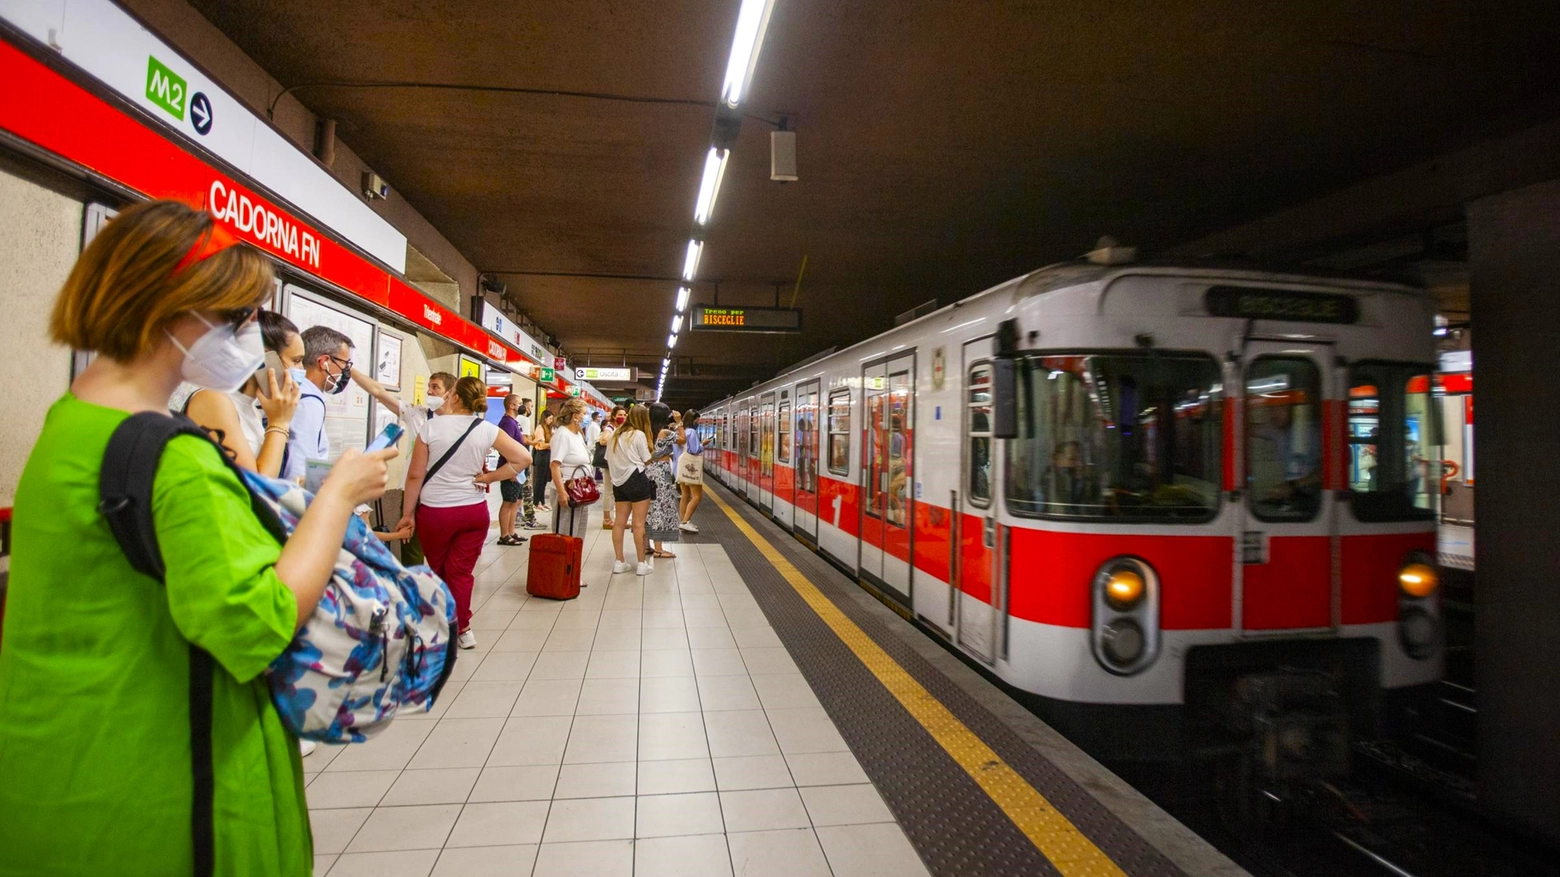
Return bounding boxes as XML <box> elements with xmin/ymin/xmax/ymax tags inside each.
<box><xmin>328</xmin><ymin>355</ymin><xmax>353</xmax><ymax>373</ymax></box>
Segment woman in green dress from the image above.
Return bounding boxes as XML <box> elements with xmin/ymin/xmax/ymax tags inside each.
<box><xmin>0</xmin><ymin>201</ymin><xmax>397</xmax><ymax>876</ymax></box>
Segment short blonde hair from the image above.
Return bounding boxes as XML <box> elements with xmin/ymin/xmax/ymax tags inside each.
<box><xmin>555</xmin><ymin>397</ymin><xmax>587</xmax><ymax>427</ymax></box>
<box><xmin>50</xmin><ymin>200</ymin><xmax>274</xmax><ymax>362</ymax></box>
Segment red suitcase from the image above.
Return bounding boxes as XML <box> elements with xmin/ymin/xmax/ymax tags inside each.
<box><xmin>526</xmin><ymin>533</ymin><xmax>582</xmax><ymax>600</ymax></box>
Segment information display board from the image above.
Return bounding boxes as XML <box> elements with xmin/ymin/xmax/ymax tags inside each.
<box><xmin>690</xmin><ymin>304</ymin><xmax>802</xmax><ymax>334</ymax></box>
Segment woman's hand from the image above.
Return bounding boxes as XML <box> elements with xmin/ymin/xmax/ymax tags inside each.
<box><xmin>395</xmin><ymin>515</ymin><xmax>416</xmax><ymax>537</ymax></box>
<box><xmin>257</xmin><ymin>368</ymin><xmax>300</xmax><ymax>428</ymax></box>
<box><xmin>388</xmin><ymin>525</ymin><xmax>414</xmax><ymax>541</ymax></box>
<box><xmin>554</xmin><ymin>482</ymin><xmax>571</xmax><ymax>507</ymax></box>
<box><xmin>320</xmin><ymin>447</ymin><xmax>398</xmax><ymax>507</ymax></box>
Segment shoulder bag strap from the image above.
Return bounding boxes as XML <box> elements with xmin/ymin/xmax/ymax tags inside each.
<box><xmin>425</xmin><ymin>418</ymin><xmax>484</xmax><ymax>483</ymax></box>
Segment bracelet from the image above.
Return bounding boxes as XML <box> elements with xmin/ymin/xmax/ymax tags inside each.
<box><xmin>265</xmin><ymin>426</ymin><xmax>289</xmax><ymax>438</ymax></box>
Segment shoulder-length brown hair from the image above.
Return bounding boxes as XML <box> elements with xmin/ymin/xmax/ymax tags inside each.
<box><xmin>50</xmin><ymin>200</ymin><xmax>274</xmax><ymax>362</ymax></box>
<box><xmin>612</xmin><ymin>405</ymin><xmax>653</xmax><ymax>449</ymax></box>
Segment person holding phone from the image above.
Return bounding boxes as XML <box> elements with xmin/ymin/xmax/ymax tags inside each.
<box><xmin>168</xmin><ymin>310</ymin><xmax>303</xmax><ymax>478</ymax></box>
<box><xmin>398</xmin><ymin>377</ymin><xmax>531</xmax><ymax>649</ymax></box>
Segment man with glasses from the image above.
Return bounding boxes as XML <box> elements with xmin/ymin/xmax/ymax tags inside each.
<box><xmin>285</xmin><ymin>325</ymin><xmax>353</xmax><ymax>482</ymax></box>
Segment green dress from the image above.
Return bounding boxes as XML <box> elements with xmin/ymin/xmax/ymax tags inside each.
<box><xmin>0</xmin><ymin>395</ymin><xmax>309</xmax><ymax>876</ymax></box>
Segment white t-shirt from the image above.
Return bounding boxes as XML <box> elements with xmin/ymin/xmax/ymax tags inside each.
<box><xmin>605</xmin><ymin>429</ymin><xmax>651</xmax><ymax>486</ymax></box>
<box><xmin>582</xmin><ymin>418</ymin><xmax>601</xmax><ymax>449</ymax></box>
<box><xmin>398</xmin><ymin>403</ymin><xmax>439</xmax><ymax>443</ymax></box>
<box><xmin>550</xmin><ymin>427</ymin><xmax>592</xmax><ymax>479</ymax></box>
<box><xmin>418</xmin><ymin>414</ymin><xmax>500</xmax><ymax>508</ymax></box>
<box><xmin>516</xmin><ymin>413</ymin><xmax>533</xmax><ymax>440</ymax></box>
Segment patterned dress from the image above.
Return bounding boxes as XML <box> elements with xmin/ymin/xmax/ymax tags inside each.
<box><xmin>646</xmin><ymin>431</ymin><xmax>681</xmax><ymax>544</ymax></box>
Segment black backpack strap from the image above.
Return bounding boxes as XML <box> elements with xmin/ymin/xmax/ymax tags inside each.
<box><xmin>99</xmin><ymin>410</ymin><xmax>280</xmax><ymax>877</ymax></box>
<box><xmin>425</xmin><ymin>419</ymin><xmax>483</xmax><ymax>483</ymax></box>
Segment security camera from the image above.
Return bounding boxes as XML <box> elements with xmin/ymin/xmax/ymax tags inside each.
<box><xmin>362</xmin><ymin>171</ymin><xmax>390</xmax><ymax>201</ymax></box>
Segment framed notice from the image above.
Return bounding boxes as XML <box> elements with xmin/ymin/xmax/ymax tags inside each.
<box><xmin>284</xmin><ymin>286</ymin><xmax>376</xmax><ymax>458</ymax></box>
<box><xmin>377</xmin><ymin>333</ymin><xmax>403</xmax><ymax>390</ymax></box>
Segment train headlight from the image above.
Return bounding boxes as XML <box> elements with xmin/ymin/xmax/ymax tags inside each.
<box><xmin>1104</xmin><ymin>569</ymin><xmax>1145</xmax><ymax>611</ymax></box>
<box><xmin>1092</xmin><ymin>558</ymin><xmax>1160</xmax><ymax>676</ymax></box>
<box><xmin>1398</xmin><ymin>563</ymin><xmax>1438</xmax><ymax>599</ymax></box>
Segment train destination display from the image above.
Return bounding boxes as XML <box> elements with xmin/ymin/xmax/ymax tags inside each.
<box><xmin>1204</xmin><ymin>286</ymin><xmax>1360</xmax><ymax>324</ymax></box>
<box><xmin>690</xmin><ymin>304</ymin><xmax>803</xmax><ymax>334</ymax></box>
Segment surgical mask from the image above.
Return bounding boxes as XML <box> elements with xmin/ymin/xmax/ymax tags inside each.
<box><xmin>287</xmin><ymin>367</ymin><xmax>308</xmax><ymax>386</ymax></box>
<box><xmin>167</xmin><ymin>314</ymin><xmax>264</xmax><ymax>392</ymax></box>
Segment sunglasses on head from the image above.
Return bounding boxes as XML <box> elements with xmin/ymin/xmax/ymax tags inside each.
<box><xmin>219</xmin><ymin>306</ymin><xmax>258</xmax><ymax>328</ymax></box>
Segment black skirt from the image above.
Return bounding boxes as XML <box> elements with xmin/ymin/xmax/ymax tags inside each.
<box><xmin>613</xmin><ymin>468</ymin><xmax>656</xmax><ymax>503</ymax></box>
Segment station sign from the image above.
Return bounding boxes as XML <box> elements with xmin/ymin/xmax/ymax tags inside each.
<box><xmin>690</xmin><ymin>304</ymin><xmax>802</xmax><ymax>334</ymax></box>
<box><xmin>540</xmin><ymin>367</ymin><xmax>556</xmax><ymax>383</ymax></box>
<box><xmin>576</xmin><ymin>367</ymin><xmax>634</xmax><ymax>382</ymax></box>
<box><xmin>1204</xmin><ymin>286</ymin><xmax>1359</xmax><ymax>325</ymax></box>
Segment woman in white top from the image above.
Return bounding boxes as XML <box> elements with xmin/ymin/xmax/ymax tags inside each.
<box><xmin>397</xmin><ymin>376</ymin><xmax>531</xmax><ymax>648</ymax></box>
<box><xmin>547</xmin><ymin>397</ymin><xmax>594</xmax><ymax>538</ymax></box>
<box><xmin>605</xmin><ymin>404</ymin><xmax>656</xmax><ymax>576</ymax></box>
<box><xmin>171</xmin><ymin>310</ymin><xmax>302</xmax><ymax>477</ymax></box>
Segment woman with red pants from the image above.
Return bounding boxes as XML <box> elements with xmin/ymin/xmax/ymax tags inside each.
<box><xmin>398</xmin><ymin>376</ymin><xmax>530</xmax><ymax>648</ymax></box>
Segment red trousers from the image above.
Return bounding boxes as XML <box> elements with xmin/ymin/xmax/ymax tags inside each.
<box><xmin>415</xmin><ymin>501</ymin><xmax>489</xmax><ymax>632</ymax></box>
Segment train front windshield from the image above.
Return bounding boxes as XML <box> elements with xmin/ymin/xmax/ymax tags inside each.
<box><xmin>1006</xmin><ymin>353</ymin><xmax>1223</xmax><ymax>521</ymax></box>
<box><xmin>1347</xmin><ymin>362</ymin><xmax>1439</xmax><ymax>521</ymax></box>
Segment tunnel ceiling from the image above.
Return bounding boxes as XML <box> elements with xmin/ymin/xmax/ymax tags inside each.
<box><xmin>189</xmin><ymin>0</ymin><xmax>1560</xmax><ymax>405</ymax></box>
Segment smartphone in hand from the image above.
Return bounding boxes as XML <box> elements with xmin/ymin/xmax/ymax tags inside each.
<box><xmin>366</xmin><ymin>422</ymin><xmax>405</xmax><ymax>452</ymax></box>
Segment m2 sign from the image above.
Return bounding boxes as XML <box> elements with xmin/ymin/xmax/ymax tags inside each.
<box><xmin>144</xmin><ymin>56</ymin><xmax>185</xmax><ymax>120</ymax></box>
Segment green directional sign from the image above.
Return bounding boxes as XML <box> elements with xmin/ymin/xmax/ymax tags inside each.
<box><xmin>540</xmin><ymin>367</ymin><xmax>555</xmax><ymax>383</ymax></box>
<box><xmin>145</xmin><ymin>56</ymin><xmax>187</xmax><ymax>121</ymax></box>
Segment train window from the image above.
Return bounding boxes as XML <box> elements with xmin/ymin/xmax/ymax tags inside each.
<box><xmin>1246</xmin><ymin>357</ymin><xmax>1323</xmax><ymax>522</ymax></box>
<box><xmin>886</xmin><ymin>371</ymin><xmax>912</xmax><ymax>527</ymax></box>
<box><xmin>967</xmin><ymin>365</ymin><xmax>993</xmax><ymax>506</ymax></box>
<box><xmin>1348</xmin><ymin>362</ymin><xmax>1439</xmax><ymax>522</ymax></box>
<box><xmin>798</xmin><ymin>390</ymin><xmax>819</xmax><ymax>493</ymax></box>
<box><xmin>1006</xmin><ymin>353</ymin><xmax>1222</xmax><ymax>522</ymax></box>
<box><xmin>828</xmin><ymin>390</ymin><xmax>851</xmax><ymax>475</ymax></box>
<box><xmin>779</xmin><ymin>401</ymin><xmax>792</xmax><ymax>463</ymax></box>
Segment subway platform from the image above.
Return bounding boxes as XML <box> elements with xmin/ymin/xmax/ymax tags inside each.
<box><xmin>303</xmin><ymin>483</ymin><xmax>1245</xmax><ymax>877</ymax></box>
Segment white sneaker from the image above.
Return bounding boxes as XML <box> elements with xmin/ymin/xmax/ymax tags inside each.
<box><xmin>299</xmin><ymin>739</ymin><xmax>316</xmax><ymax>757</ymax></box>
<box><xmin>636</xmin><ymin>562</ymin><xmax>652</xmax><ymax>576</ymax></box>
<box><xmin>457</xmin><ymin>630</ymin><xmax>477</xmax><ymax>650</ymax></box>
<box><xmin>679</xmin><ymin>522</ymin><xmax>699</xmax><ymax>533</ymax></box>
<box><xmin>612</xmin><ymin>560</ymin><xmax>633</xmax><ymax>574</ymax></box>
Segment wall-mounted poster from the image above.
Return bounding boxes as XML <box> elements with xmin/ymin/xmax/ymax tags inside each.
<box><xmin>458</xmin><ymin>355</ymin><xmax>483</xmax><ymax>381</ymax></box>
<box><xmin>377</xmin><ymin>333</ymin><xmax>402</xmax><ymax>390</ymax></box>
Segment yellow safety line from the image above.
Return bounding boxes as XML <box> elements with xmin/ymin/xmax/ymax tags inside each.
<box><xmin>707</xmin><ymin>490</ymin><xmax>1127</xmax><ymax>876</ymax></box>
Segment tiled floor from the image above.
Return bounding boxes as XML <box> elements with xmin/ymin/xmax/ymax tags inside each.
<box><xmin>306</xmin><ymin>507</ymin><xmax>931</xmax><ymax>877</ymax></box>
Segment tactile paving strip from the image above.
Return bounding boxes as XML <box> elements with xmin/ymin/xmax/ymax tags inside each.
<box><xmin>700</xmin><ymin>484</ymin><xmax>1190</xmax><ymax>877</ymax></box>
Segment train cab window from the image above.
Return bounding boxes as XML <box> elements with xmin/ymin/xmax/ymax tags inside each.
<box><xmin>827</xmin><ymin>390</ymin><xmax>851</xmax><ymax>475</ymax></box>
<box><xmin>1348</xmin><ymin>362</ymin><xmax>1439</xmax><ymax>522</ymax></box>
<box><xmin>967</xmin><ymin>365</ymin><xmax>993</xmax><ymax>506</ymax></box>
<box><xmin>1006</xmin><ymin>353</ymin><xmax>1222</xmax><ymax>521</ymax></box>
<box><xmin>1246</xmin><ymin>357</ymin><xmax>1323</xmax><ymax>522</ymax></box>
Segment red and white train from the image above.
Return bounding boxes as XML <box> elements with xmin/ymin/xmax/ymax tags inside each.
<box><xmin>700</xmin><ymin>261</ymin><xmax>1444</xmax><ymax>764</ymax></box>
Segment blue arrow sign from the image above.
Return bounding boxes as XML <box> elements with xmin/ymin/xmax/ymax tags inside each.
<box><xmin>189</xmin><ymin>92</ymin><xmax>212</xmax><ymax>135</ymax></box>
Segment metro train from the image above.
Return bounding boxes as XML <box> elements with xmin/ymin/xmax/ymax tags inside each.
<box><xmin>699</xmin><ymin>260</ymin><xmax>1444</xmax><ymax>774</ymax></box>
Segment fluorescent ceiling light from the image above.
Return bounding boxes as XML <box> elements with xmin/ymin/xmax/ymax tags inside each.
<box><xmin>681</xmin><ymin>240</ymin><xmax>703</xmax><ymax>281</ymax></box>
<box><xmin>671</xmin><ymin>314</ymin><xmax>683</xmax><ymax>333</ymax></box>
<box><xmin>693</xmin><ymin>148</ymin><xmax>730</xmax><ymax>225</ymax></box>
<box><xmin>668</xmin><ymin>333</ymin><xmax>679</xmax><ymax>348</ymax></box>
<box><xmin>721</xmin><ymin>0</ymin><xmax>778</xmax><ymax>108</ymax></box>
<box><xmin>676</xmin><ymin>286</ymin><xmax>691</xmax><ymax>312</ymax></box>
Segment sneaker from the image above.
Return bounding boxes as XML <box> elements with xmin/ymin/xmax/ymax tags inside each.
<box><xmin>522</xmin><ymin>521</ymin><xmax>547</xmax><ymax>530</ymax></box>
<box><xmin>636</xmin><ymin>562</ymin><xmax>652</xmax><ymax>576</ymax></box>
<box><xmin>299</xmin><ymin>739</ymin><xmax>317</xmax><ymax>758</ymax></box>
<box><xmin>678</xmin><ymin>522</ymin><xmax>699</xmax><ymax>533</ymax></box>
<box><xmin>458</xmin><ymin>630</ymin><xmax>477</xmax><ymax>650</ymax></box>
<box><xmin>612</xmin><ymin>560</ymin><xmax>633</xmax><ymax>574</ymax></box>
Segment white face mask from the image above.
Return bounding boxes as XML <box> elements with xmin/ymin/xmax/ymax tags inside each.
<box><xmin>167</xmin><ymin>314</ymin><xmax>264</xmax><ymax>392</ymax></box>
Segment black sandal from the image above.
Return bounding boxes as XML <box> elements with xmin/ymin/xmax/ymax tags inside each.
<box><xmin>498</xmin><ymin>534</ymin><xmax>526</xmax><ymax>546</ymax></box>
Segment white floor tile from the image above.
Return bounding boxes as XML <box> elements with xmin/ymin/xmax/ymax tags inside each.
<box><xmin>691</xmin><ymin>648</ymin><xmax>749</xmax><ymax>677</ymax></box>
<box><xmin>704</xmin><ymin>710</ymin><xmax>781</xmax><ymax>759</ymax></box>
<box><xmin>641</xmin><ymin>626</ymin><xmax>691</xmax><ymax>650</ymax></box>
<box><xmin>443</xmin><ymin>681</ymin><xmax>523</xmax><ymax>719</ymax></box>
<box><xmin>305</xmin><ymin>770</ymin><xmax>397</xmax><ymax>809</ymax></box>
<box><xmin>729</xmin><ymin>627</ymin><xmax>784</xmax><ymax>649</ymax></box>
<box><xmin>585</xmin><ymin>649</ymin><xmax>642</xmax><ymax>679</ymax></box>
<box><xmin>467</xmin><ymin>764</ymin><xmax>560</xmax><ymax>803</ymax></box>
<box><xmin>637</xmin><ymin>758</ymin><xmax>717</xmax><ymax>795</ymax></box>
<box><xmin>640</xmin><ymin>649</ymin><xmax>696</xmax><ymax>678</ymax></box>
<box><xmin>550</xmin><ymin>611</ymin><xmax>602</xmax><ymax>630</ymax></box>
<box><xmin>510</xmin><ymin>678</ymin><xmax>582</xmax><ymax>717</ymax></box>
<box><xmin>719</xmin><ymin>788</ymin><xmax>812</xmax><ymax>833</ymax></box>
<box><xmin>542</xmin><ymin>627</ymin><xmax>597</xmax><ymax>651</ymax></box>
<box><xmin>345</xmin><ymin>803</ymin><xmax>462</xmax><ymax>852</ymax></box>
<box><xmin>381</xmin><ymin>768</ymin><xmax>480</xmax><ymax>806</ymax></box>
<box><xmin>713</xmin><ymin>755</ymin><xmax>794</xmax><ymax>791</ymax></box>
<box><xmin>505</xmin><ymin>611</ymin><xmax>558</xmax><ymax>631</ymax></box>
<box><xmin>529</xmin><ymin>650</ymin><xmax>590</xmax><ymax>680</ymax></box>
<box><xmin>697</xmin><ymin>675</ymin><xmax>763</xmax><ymax>711</ymax></box>
<box><xmin>799</xmin><ymin>783</ymin><xmax>895</xmax><ymax>826</ymax></box>
<box><xmin>554</xmin><ymin>760</ymin><xmax>638</xmax><ymax>799</ymax></box>
<box><xmin>444</xmin><ymin>800</ymin><xmax>550</xmax><ymax>848</ymax></box>
<box><xmin>326</xmin><ymin>719</ymin><xmax>434</xmax><ymax>773</ymax></box>
<box><xmin>635</xmin><ymin>833</ymin><xmax>734</xmax><ymax>877</ymax></box>
<box><xmin>469</xmin><ymin>651</ymin><xmax>540</xmax><ymax>683</ymax></box>
<box><xmin>727</xmin><ymin>828</ymin><xmax>833</xmax><ymax>877</ymax></box>
<box><xmin>575</xmin><ymin>677</ymin><xmax>641</xmax><ymax>715</ymax></box>
<box><xmin>784</xmin><ymin>752</ymin><xmax>871</xmax><ymax>787</ymax></box>
<box><xmin>765</xmin><ymin>707</ymin><xmax>849</xmax><ymax>754</ymax></box>
<box><xmin>686</xmin><ymin>626</ymin><xmax>739</xmax><ymax>650</ymax></box>
<box><xmin>490</xmin><ymin>628</ymin><xmax>551</xmax><ymax>652</ymax></box>
<box><xmin>486</xmin><ymin>715</ymin><xmax>572</xmax><ymax>766</ymax></box>
<box><xmin>739</xmin><ymin>647</ymin><xmax>799</xmax><ymax>676</ymax></box>
<box><xmin>531</xmin><ymin>839</ymin><xmax>633</xmax><ymax>877</ymax></box>
<box><xmin>314</xmin><ymin>854</ymin><xmax>337</xmax><ymax>877</ymax></box>
<box><xmin>638</xmin><ymin>711</ymin><xmax>710</xmax><ymax>761</ymax></box>
<box><xmin>468</xmin><ymin>609</ymin><xmax>517</xmax><ymax>631</ymax></box>
<box><xmin>541</xmin><ymin>796</ymin><xmax>636</xmax><ymax>843</ymax></box>
<box><xmin>326</xmin><ymin>848</ymin><xmax>440</xmax><ymax>877</ymax></box>
<box><xmin>750</xmin><ymin>673</ymin><xmax>823</xmax><ymax>710</ymax></box>
<box><xmin>635</xmin><ymin>791</ymin><xmax>725</xmax><ymax>838</ymax></box>
<box><xmin>429</xmin><ymin>844</ymin><xmax>538</xmax><ymax>877</ymax></box>
<box><xmin>815</xmin><ymin>824</ymin><xmax>931</xmax><ymax>877</ymax></box>
<box><xmin>682</xmin><ymin>608</ymin><xmax>731</xmax><ymax>628</ymax></box>
<box><xmin>564</xmin><ymin>713</ymin><xmax>639</xmax><ymax>763</ymax></box>
<box><xmin>407</xmin><ymin>717</ymin><xmax>506</xmax><ymax>770</ymax></box>
<box><xmin>639</xmin><ymin>676</ymin><xmax>702</xmax><ymax>713</ymax></box>
<box><xmin>309</xmin><ymin>807</ymin><xmax>372</xmax><ymax>855</ymax></box>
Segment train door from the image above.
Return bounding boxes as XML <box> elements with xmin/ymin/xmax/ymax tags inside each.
<box><xmin>775</xmin><ymin>387</ymin><xmax>794</xmax><ymax>528</ymax></box>
<box><xmin>859</xmin><ymin>352</ymin><xmax>915</xmax><ymax>605</ymax></box>
<box><xmin>745</xmin><ymin>402</ymin><xmax>760</xmax><ymax>503</ymax></box>
<box><xmin>794</xmin><ymin>380</ymin><xmax>822</xmax><ymax>545</ymax></box>
<box><xmin>1240</xmin><ymin>341</ymin><xmax>1337</xmax><ymax>633</ymax></box>
<box><xmin>736</xmin><ymin>405</ymin><xmax>750</xmax><ymax>495</ymax></box>
<box><xmin>956</xmin><ymin>350</ymin><xmax>1002</xmax><ymax>663</ymax></box>
<box><xmin>758</xmin><ymin>393</ymin><xmax>776</xmax><ymax>510</ymax></box>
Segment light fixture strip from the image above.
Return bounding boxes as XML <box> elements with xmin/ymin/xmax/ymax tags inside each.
<box><xmin>682</xmin><ymin>239</ymin><xmax>703</xmax><ymax>281</ymax></box>
<box><xmin>693</xmin><ymin>147</ymin><xmax>730</xmax><ymax>225</ymax></box>
<box><xmin>721</xmin><ymin>0</ymin><xmax>778</xmax><ymax>108</ymax></box>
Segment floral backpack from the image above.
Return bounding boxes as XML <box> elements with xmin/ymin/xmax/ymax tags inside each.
<box><xmin>100</xmin><ymin>413</ymin><xmax>458</xmax><ymax>746</ymax></box>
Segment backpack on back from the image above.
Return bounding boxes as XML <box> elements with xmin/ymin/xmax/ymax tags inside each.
<box><xmin>100</xmin><ymin>412</ymin><xmax>458</xmax><ymax>747</ymax></box>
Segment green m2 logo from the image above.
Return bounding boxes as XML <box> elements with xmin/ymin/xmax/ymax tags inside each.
<box><xmin>145</xmin><ymin>55</ymin><xmax>186</xmax><ymax>120</ymax></box>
